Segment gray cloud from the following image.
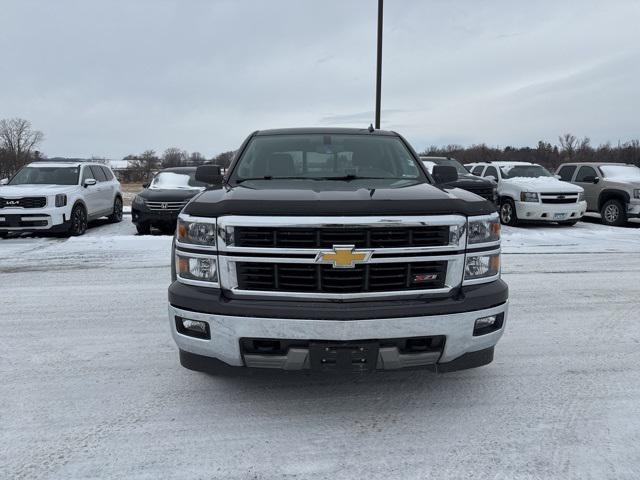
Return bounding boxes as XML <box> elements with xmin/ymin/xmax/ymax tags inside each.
<box><xmin>0</xmin><ymin>0</ymin><xmax>638</xmax><ymax>158</ymax></box>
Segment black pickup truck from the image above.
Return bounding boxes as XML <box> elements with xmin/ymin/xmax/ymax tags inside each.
<box><xmin>168</xmin><ymin>128</ymin><xmax>508</xmax><ymax>374</ymax></box>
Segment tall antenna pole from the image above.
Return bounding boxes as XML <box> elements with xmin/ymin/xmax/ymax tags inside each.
<box><xmin>374</xmin><ymin>0</ymin><xmax>383</xmax><ymax>130</ymax></box>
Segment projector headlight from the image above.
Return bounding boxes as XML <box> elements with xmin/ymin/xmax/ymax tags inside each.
<box><xmin>578</xmin><ymin>191</ymin><xmax>585</xmax><ymax>202</ymax></box>
<box><xmin>520</xmin><ymin>191</ymin><xmax>539</xmax><ymax>202</ymax></box>
<box><xmin>177</xmin><ymin>215</ymin><xmax>217</xmax><ymax>248</ymax></box>
<box><xmin>55</xmin><ymin>194</ymin><xmax>67</xmax><ymax>207</ymax></box>
<box><xmin>175</xmin><ymin>252</ymin><xmax>218</xmax><ymax>287</ymax></box>
<box><xmin>467</xmin><ymin>214</ymin><xmax>500</xmax><ymax>245</ymax></box>
<box><xmin>633</xmin><ymin>189</ymin><xmax>640</xmax><ymax>200</ymax></box>
<box><xmin>464</xmin><ymin>251</ymin><xmax>500</xmax><ymax>285</ymax></box>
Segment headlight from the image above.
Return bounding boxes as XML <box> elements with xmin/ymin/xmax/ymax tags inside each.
<box><xmin>177</xmin><ymin>216</ymin><xmax>217</xmax><ymax>248</ymax></box>
<box><xmin>55</xmin><ymin>194</ymin><xmax>67</xmax><ymax>207</ymax></box>
<box><xmin>633</xmin><ymin>189</ymin><xmax>640</xmax><ymax>200</ymax></box>
<box><xmin>468</xmin><ymin>214</ymin><xmax>500</xmax><ymax>245</ymax></box>
<box><xmin>520</xmin><ymin>192</ymin><xmax>539</xmax><ymax>202</ymax></box>
<box><xmin>132</xmin><ymin>195</ymin><xmax>145</xmax><ymax>207</ymax></box>
<box><xmin>464</xmin><ymin>253</ymin><xmax>500</xmax><ymax>283</ymax></box>
<box><xmin>578</xmin><ymin>192</ymin><xmax>585</xmax><ymax>202</ymax></box>
<box><xmin>175</xmin><ymin>252</ymin><xmax>218</xmax><ymax>286</ymax></box>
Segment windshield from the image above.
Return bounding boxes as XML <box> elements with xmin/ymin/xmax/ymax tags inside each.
<box><xmin>600</xmin><ymin>165</ymin><xmax>640</xmax><ymax>180</ymax></box>
<box><xmin>8</xmin><ymin>166</ymin><xmax>80</xmax><ymax>185</ymax></box>
<box><xmin>421</xmin><ymin>158</ymin><xmax>468</xmax><ymax>175</ymax></box>
<box><xmin>500</xmin><ymin>165</ymin><xmax>552</xmax><ymax>179</ymax></box>
<box><xmin>230</xmin><ymin>134</ymin><xmax>425</xmax><ymax>182</ymax></box>
<box><xmin>149</xmin><ymin>171</ymin><xmax>207</xmax><ymax>190</ymax></box>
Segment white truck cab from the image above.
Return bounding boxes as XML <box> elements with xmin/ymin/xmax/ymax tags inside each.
<box><xmin>467</xmin><ymin>161</ymin><xmax>587</xmax><ymax>226</ymax></box>
<box><xmin>0</xmin><ymin>161</ymin><xmax>123</xmax><ymax>237</ymax></box>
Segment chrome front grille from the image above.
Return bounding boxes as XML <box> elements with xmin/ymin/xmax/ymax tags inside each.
<box><xmin>214</xmin><ymin>215</ymin><xmax>468</xmax><ymax>299</ymax></box>
<box><xmin>145</xmin><ymin>201</ymin><xmax>188</xmax><ymax>211</ymax></box>
<box><xmin>540</xmin><ymin>192</ymin><xmax>579</xmax><ymax>204</ymax></box>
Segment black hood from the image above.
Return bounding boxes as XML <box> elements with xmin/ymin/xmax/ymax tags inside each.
<box><xmin>183</xmin><ymin>179</ymin><xmax>494</xmax><ymax>217</ymax></box>
<box><xmin>138</xmin><ymin>188</ymin><xmax>202</xmax><ymax>202</ymax></box>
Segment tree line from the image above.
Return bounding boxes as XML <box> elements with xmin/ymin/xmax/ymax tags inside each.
<box><xmin>422</xmin><ymin>134</ymin><xmax>640</xmax><ymax>171</ymax></box>
<box><xmin>2</xmin><ymin>117</ymin><xmax>640</xmax><ymax>181</ymax></box>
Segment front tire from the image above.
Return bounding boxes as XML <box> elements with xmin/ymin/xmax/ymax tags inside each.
<box><xmin>108</xmin><ymin>196</ymin><xmax>123</xmax><ymax>223</ymax></box>
<box><xmin>136</xmin><ymin>222</ymin><xmax>151</xmax><ymax>235</ymax></box>
<box><xmin>601</xmin><ymin>199</ymin><xmax>627</xmax><ymax>226</ymax></box>
<box><xmin>68</xmin><ymin>204</ymin><xmax>88</xmax><ymax>236</ymax></box>
<box><xmin>499</xmin><ymin>198</ymin><xmax>518</xmax><ymax>226</ymax></box>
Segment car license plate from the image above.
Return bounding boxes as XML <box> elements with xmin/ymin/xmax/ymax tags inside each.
<box><xmin>554</xmin><ymin>213</ymin><xmax>566</xmax><ymax>220</ymax></box>
<box><xmin>309</xmin><ymin>341</ymin><xmax>379</xmax><ymax>372</ymax></box>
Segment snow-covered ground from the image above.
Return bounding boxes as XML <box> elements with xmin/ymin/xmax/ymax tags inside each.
<box><xmin>1</xmin><ymin>219</ymin><xmax>639</xmax><ymax>479</ymax></box>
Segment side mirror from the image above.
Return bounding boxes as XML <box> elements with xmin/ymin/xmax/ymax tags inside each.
<box><xmin>554</xmin><ymin>174</ymin><xmax>561</xmax><ymax>180</ymax></box>
<box><xmin>83</xmin><ymin>178</ymin><xmax>97</xmax><ymax>187</ymax></box>
<box><xmin>432</xmin><ymin>165</ymin><xmax>458</xmax><ymax>184</ymax></box>
<box><xmin>486</xmin><ymin>175</ymin><xmax>497</xmax><ymax>182</ymax></box>
<box><xmin>143</xmin><ymin>183</ymin><xmax>150</xmax><ymax>189</ymax></box>
<box><xmin>593</xmin><ymin>176</ymin><xmax>600</xmax><ymax>184</ymax></box>
<box><xmin>196</xmin><ymin>165</ymin><xmax>224</xmax><ymax>186</ymax></box>
<box><xmin>0</xmin><ymin>178</ymin><xmax>8</xmax><ymax>185</ymax></box>
<box><xmin>582</xmin><ymin>175</ymin><xmax>599</xmax><ymax>184</ymax></box>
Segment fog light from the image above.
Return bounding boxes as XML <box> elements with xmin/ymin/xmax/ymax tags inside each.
<box><xmin>176</xmin><ymin>316</ymin><xmax>210</xmax><ymax>339</ymax></box>
<box><xmin>473</xmin><ymin>313</ymin><xmax>504</xmax><ymax>336</ymax></box>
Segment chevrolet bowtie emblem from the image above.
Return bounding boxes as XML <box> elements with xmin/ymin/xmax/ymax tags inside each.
<box><xmin>315</xmin><ymin>245</ymin><xmax>373</xmax><ymax>269</ymax></box>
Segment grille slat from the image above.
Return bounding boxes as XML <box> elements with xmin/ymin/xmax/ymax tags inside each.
<box><xmin>234</xmin><ymin>226</ymin><xmax>449</xmax><ymax>249</ymax></box>
<box><xmin>237</xmin><ymin>261</ymin><xmax>447</xmax><ymax>293</ymax></box>
<box><xmin>145</xmin><ymin>201</ymin><xmax>188</xmax><ymax>211</ymax></box>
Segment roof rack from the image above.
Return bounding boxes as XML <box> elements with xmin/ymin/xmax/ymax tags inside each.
<box><xmin>32</xmin><ymin>158</ymin><xmax>91</xmax><ymax>163</ymax></box>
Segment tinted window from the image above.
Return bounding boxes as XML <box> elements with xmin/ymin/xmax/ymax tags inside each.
<box><xmin>557</xmin><ymin>165</ymin><xmax>577</xmax><ymax>181</ymax></box>
<box><xmin>575</xmin><ymin>166</ymin><xmax>597</xmax><ymax>182</ymax></box>
<box><xmin>101</xmin><ymin>166</ymin><xmax>114</xmax><ymax>180</ymax></box>
<box><xmin>81</xmin><ymin>166</ymin><xmax>94</xmax><ymax>183</ymax></box>
<box><xmin>9</xmin><ymin>166</ymin><xmax>80</xmax><ymax>185</ymax></box>
<box><xmin>484</xmin><ymin>166</ymin><xmax>498</xmax><ymax>179</ymax></box>
<box><xmin>231</xmin><ymin>134</ymin><xmax>424</xmax><ymax>182</ymax></box>
<box><xmin>471</xmin><ymin>166</ymin><xmax>484</xmax><ymax>176</ymax></box>
<box><xmin>90</xmin><ymin>165</ymin><xmax>107</xmax><ymax>182</ymax></box>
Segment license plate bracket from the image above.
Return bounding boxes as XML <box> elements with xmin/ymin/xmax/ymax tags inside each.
<box><xmin>553</xmin><ymin>213</ymin><xmax>566</xmax><ymax>220</ymax></box>
<box><xmin>309</xmin><ymin>341</ymin><xmax>379</xmax><ymax>372</ymax></box>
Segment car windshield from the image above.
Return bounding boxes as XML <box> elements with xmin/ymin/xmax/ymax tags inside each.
<box><xmin>600</xmin><ymin>165</ymin><xmax>640</xmax><ymax>180</ymax></box>
<box><xmin>149</xmin><ymin>171</ymin><xmax>207</xmax><ymax>190</ymax></box>
<box><xmin>500</xmin><ymin>165</ymin><xmax>552</xmax><ymax>179</ymax></box>
<box><xmin>421</xmin><ymin>158</ymin><xmax>468</xmax><ymax>175</ymax></box>
<box><xmin>8</xmin><ymin>166</ymin><xmax>80</xmax><ymax>185</ymax></box>
<box><xmin>231</xmin><ymin>134</ymin><xmax>425</xmax><ymax>182</ymax></box>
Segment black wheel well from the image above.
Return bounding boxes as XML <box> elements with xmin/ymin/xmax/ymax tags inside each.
<box><xmin>72</xmin><ymin>200</ymin><xmax>87</xmax><ymax>212</ymax></box>
<box><xmin>598</xmin><ymin>190</ymin><xmax>629</xmax><ymax>211</ymax></box>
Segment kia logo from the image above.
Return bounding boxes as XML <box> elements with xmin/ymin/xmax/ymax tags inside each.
<box><xmin>6</xmin><ymin>200</ymin><xmax>19</xmax><ymax>206</ymax></box>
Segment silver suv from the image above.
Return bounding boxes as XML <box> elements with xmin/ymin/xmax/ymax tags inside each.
<box><xmin>556</xmin><ymin>162</ymin><xmax>640</xmax><ymax>226</ymax></box>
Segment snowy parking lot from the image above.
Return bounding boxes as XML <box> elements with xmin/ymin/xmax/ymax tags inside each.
<box><xmin>1</xmin><ymin>217</ymin><xmax>639</xmax><ymax>479</ymax></box>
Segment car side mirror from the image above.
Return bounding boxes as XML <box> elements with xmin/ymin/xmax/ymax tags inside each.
<box><xmin>83</xmin><ymin>178</ymin><xmax>97</xmax><ymax>187</ymax></box>
<box><xmin>431</xmin><ymin>165</ymin><xmax>458</xmax><ymax>184</ymax></box>
<box><xmin>593</xmin><ymin>176</ymin><xmax>600</xmax><ymax>184</ymax></box>
<box><xmin>0</xmin><ymin>178</ymin><xmax>8</xmax><ymax>185</ymax></box>
<box><xmin>486</xmin><ymin>175</ymin><xmax>497</xmax><ymax>182</ymax></box>
<box><xmin>554</xmin><ymin>174</ymin><xmax>561</xmax><ymax>180</ymax></box>
<box><xmin>143</xmin><ymin>183</ymin><xmax>150</xmax><ymax>189</ymax></box>
<box><xmin>582</xmin><ymin>175</ymin><xmax>598</xmax><ymax>183</ymax></box>
<box><xmin>196</xmin><ymin>165</ymin><xmax>224</xmax><ymax>186</ymax></box>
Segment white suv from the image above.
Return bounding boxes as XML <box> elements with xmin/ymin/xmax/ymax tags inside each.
<box><xmin>0</xmin><ymin>161</ymin><xmax>123</xmax><ymax>237</ymax></box>
<box><xmin>467</xmin><ymin>161</ymin><xmax>587</xmax><ymax>226</ymax></box>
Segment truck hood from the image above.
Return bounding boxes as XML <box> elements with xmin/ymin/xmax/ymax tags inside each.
<box><xmin>503</xmin><ymin>177</ymin><xmax>583</xmax><ymax>193</ymax></box>
<box><xmin>0</xmin><ymin>184</ymin><xmax>78</xmax><ymax>196</ymax></box>
<box><xmin>184</xmin><ymin>179</ymin><xmax>495</xmax><ymax>217</ymax></box>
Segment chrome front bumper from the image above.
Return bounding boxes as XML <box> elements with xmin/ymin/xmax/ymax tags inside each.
<box><xmin>169</xmin><ymin>302</ymin><xmax>508</xmax><ymax>370</ymax></box>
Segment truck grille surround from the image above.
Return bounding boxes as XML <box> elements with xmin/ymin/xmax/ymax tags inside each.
<box><xmin>205</xmin><ymin>215</ymin><xmax>482</xmax><ymax>300</ymax></box>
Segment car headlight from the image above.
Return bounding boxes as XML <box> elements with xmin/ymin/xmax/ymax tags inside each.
<box><xmin>520</xmin><ymin>192</ymin><xmax>539</xmax><ymax>202</ymax></box>
<box><xmin>132</xmin><ymin>195</ymin><xmax>145</xmax><ymax>208</ymax></box>
<box><xmin>468</xmin><ymin>214</ymin><xmax>500</xmax><ymax>245</ymax></box>
<box><xmin>175</xmin><ymin>252</ymin><xmax>218</xmax><ymax>286</ymax></box>
<box><xmin>55</xmin><ymin>194</ymin><xmax>67</xmax><ymax>207</ymax></box>
<box><xmin>464</xmin><ymin>252</ymin><xmax>500</xmax><ymax>283</ymax></box>
<box><xmin>177</xmin><ymin>215</ymin><xmax>217</xmax><ymax>248</ymax></box>
<box><xmin>578</xmin><ymin>192</ymin><xmax>585</xmax><ymax>202</ymax></box>
<box><xmin>633</xmin><ymin>189</ymin><xmax>640</xmax><ymax>200</ymax></box>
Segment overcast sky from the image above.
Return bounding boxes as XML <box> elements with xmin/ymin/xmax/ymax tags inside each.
<box><xmin>1</xmin><ymin>0</ymin><xmax>639</xmax><ymax>158</ymax></box>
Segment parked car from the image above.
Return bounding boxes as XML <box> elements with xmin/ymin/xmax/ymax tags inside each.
<box><xmin>131</xmin><ymin>167</ymin><xmax>207</xmax><ymax>235</ymax></box>
<box><xmin>169</xmin><ymin>128</ymin><xmax>508</xmax><ymax>375</ymax></box>
<box><xmin>467</xmin><ymin>161</ymin><xmax>586</xmax><ymax>226</ymax></box>
<box><xmin>420</xmin><ymin>156</ymin><xmax>497</xmax><ymax>205</ymax></box>
<box><xmin>0</xmin><ymin>161</ymin><xmax>123</xmax><ymax>237</ymax></box>
<box><xmin>556</xmin><ymin>162</ymin><xmax>640</xmax><ymax>226</ymax></box>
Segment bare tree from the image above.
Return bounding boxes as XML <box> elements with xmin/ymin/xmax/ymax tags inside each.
<box><xmin>558</xmin><ymin>133</ymin><xmax>578</xmax><ymax>158</ymax></box>
<box><xmin>161</xmin><ymin>147</ymin><xmax>187</xmax><ymax>168</ymax></box>
<box><xmin>129</xmin><ymin>150</ymin><xmax>160</xmax><ymax>182</ymax></box>
<box><xmin>188</xmin><ymin>152</ymin><xmax>206</xmax><ymax>166</ymax></box>
<box><xmin>0</xmin><ymin>118</ymin><xmax>44</xmax><ymax>178</ymax></box>
<box><xmin>212</xmin><ymin>150</ymin><xmax>236</xmax><ymax>169</ymax></box>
